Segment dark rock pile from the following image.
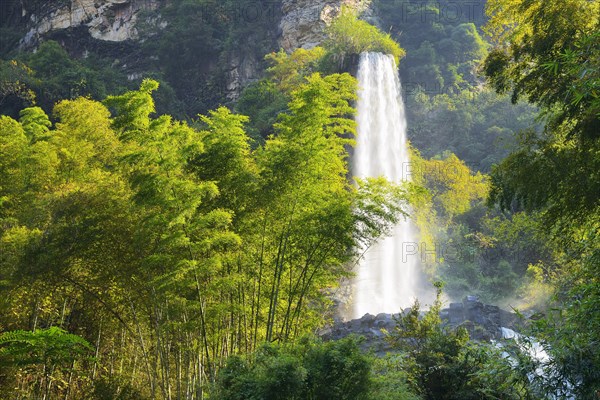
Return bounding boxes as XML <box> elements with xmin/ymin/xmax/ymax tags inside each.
<box><xmin>321</xmin><ymin>297</ymin><xmax>520</xmax><ymax>351</ymax></box>
<box><xmin>441</xmin><ymin>296</ymin><xmax>519</xmax><ymax>341</ymax></box>
<box><xmin>320</xmin><ymin>312</ymin><xmax>399</xmax><ymax>354</ymax></box>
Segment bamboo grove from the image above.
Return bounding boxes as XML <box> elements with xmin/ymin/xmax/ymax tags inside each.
<box><xmin>0</xmin><ymin>70</ymin><xmax>410</xmax><ymax>398</ymax></box>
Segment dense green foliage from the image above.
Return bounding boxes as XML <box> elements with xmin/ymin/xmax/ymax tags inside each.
<box><xmin>236</xmin><ymin>47</ymin><xmax>327</xmax><ymax>141</ymax></box>
<box><xmin>484</xmin><ymin>0</ymin><xmax>599</xmax><ymax>227</ymax></box>
<box><xmin>1</xmin><ymin>0</ymin><xmax>599</xmax><ymax>398</ymax></box>
<box><xmin>0</xmin><ymin>41</ymin><xmax>129</xmax><ymax>117</ymax></box>
<box><xmin>405</xmin><ymin>150</ymin><xmax>556</xmax><ymax>304</ymax></box>
<box><xmin>0</xmin><ymin>328</ymin><xmax>93</xmax><ymax>398</ymax></box>
<box><xmin>212</xmin><ymin>337</ymin><xmax>374</xmax><ymax>400</ymax></box>
<box><xmin>482</xmin><ymin>0</ymin><xmax>600</xmax><ymax>397</ymax></box>
<box><xmin>375</xmin><ymin>0</ymin><xmax>488</xmax><ymax>93</ymax></box>
<box><xmin>388</xmin><ymin>287</ymin><xmax>538</xmax><ymax>399</ymax></box>
<box><xmin>324</xmin><ymin>8</ymin><xmax>405</xmax><ymax>68</ymax></box>
<box><xmin>407</xmin><ymin>90</ymin><xmax>540</xmax><ymax>172</ymax></box>
<box><xmin>0</xmin><ymin>71</ymin><xmax>410</xmax><ymax>397</ymax></box>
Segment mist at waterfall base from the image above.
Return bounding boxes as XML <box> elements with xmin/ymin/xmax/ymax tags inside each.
<box><xmin>349</xmin><ymin>52</ymin><xmax>435</xmax><ymax>320</ymax></box>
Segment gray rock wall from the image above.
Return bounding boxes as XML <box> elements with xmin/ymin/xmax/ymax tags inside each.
<box><xmin>15</xmin><ymin>0</ymin><xmax>373</xmax><ymax>105</ymax></box>
<box><xmin>279</xmin><ymin>0</ymin><xmax>371</xmax><ymax>52</ymax></box>
<box><xmin>21</xmin><ymin>0</ymin><xmax>163</xmax><ymax>47</ymax></box>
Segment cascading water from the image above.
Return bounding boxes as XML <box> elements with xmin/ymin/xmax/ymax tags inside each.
<box><xmin>351</xmin><ymin>52</ymin><xmax>431</xmax><ymax>319</ymax></box>
<box><xmin>498</xmin><ymin>328</ymin><xmax>574</xmax><ymax>399</ymax></box>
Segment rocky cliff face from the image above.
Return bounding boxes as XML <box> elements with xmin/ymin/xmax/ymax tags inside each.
<box><xmin>12</xmin><ymin>0</ymin><xmax>372</xmax><ymax>105</ymax></box>
<box><xmin>18</xmin><ymin>0</ymin><xmax>372</xmax><ymax>51</ymax></box>
<box><xmin>21</xmin><ymin>0</ymin><xmax>163</xmax><ymax>47</ymax></box>
<box><xmin>225</xmin><ymin>53</ymin><xmax>262</xmax><ymax>101</ymax></box>
<box><xmin>226</xmin><ymin>0</ymin><xmax>372</xmax><ymax>99</ymax></box>
<box><xmin>279</xmin><ymin>0</ymin><xmax>371</xmax><ymax>52</ymax></box>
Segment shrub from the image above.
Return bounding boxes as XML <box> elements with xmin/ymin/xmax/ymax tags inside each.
<box><xmin>324</xmin><ymin>8</ymin><xmax>405</xmax><ymax>68</ymax></box>
<box><xmin>212</xmin><ymin>337</ymin><xmax>380</xmax><ymax>400</ymax></box>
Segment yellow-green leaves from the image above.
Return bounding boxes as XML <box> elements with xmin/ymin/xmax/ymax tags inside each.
<box><xmin>18</xmin><ymin>107</ymin><xmax>51</xmax><ymax>141</ymax></box>
<box><xmin>325</xmin><ymin>7</ymin><xmax>405</xmax><ymax>66</ymax></box>
<box><xmin>265</xmin><ymin>47</ymin><xmax>328</xmax><ymax>93</ymax></box>
<box><xmin>54</xmin><ymin>98</ymin><xmax>120</xmax><ymax>170</ymax></box>
<box><xmin>104</xmin><ymin>78</ymin><xmax>159</xmax><ymax>135</ymax></box>
<box><xmin>353</xmin><ymin>177</ymin><xmax>411</xmax><ymax>248</ymax></box>
<box><xmin>0</xmin><ymin>65</ymin><xmax>424</xmax><ymax>396</ymax></box>
<box><xmin>413</xmin><ymin>152</ymin><xmax>488</xmax><ymax>219</ymax></box>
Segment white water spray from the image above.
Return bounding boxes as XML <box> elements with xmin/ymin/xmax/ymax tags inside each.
<box><xmin>351</xmin><ymin>52</ymin><xmax>431</xmax><ymax>319</ymax></box>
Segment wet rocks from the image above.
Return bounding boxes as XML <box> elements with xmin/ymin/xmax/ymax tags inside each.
<box><xmin>441</xmin><ymin>296</ymin><xmax>519</xmax><ymax>340</ymax></box>
<box><xmin>322</xmin><ymin>297</ymin><xmax>520</xmax><ymax>351</ymax></box>
<box><xmin>321</xmin><ymin>312</ymin><xmax>399</xmax><ymax>354</ymax></box>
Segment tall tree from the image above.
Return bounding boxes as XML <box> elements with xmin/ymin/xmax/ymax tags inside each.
<box><xmin>483</xmin><ymin>0</ymin><xmax>600</xmax><ymax>396</ymax></box>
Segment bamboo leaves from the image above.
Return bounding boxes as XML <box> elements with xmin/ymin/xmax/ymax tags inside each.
<box><xmin>0</xmin><ymin>74</ymin><xmax>414</xmax><ymax>397</ymax></box>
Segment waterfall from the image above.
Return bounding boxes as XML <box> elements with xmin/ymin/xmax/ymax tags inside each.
<box><xmin>351</xmin><ymin>52</ymin><xmax>430</xmax><ymax>319</ymax></box>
